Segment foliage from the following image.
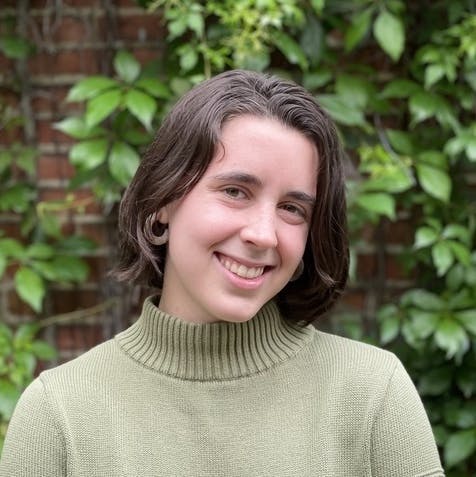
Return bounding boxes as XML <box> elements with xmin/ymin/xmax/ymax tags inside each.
<box><xmin>0</xmin><ymin>17</ymin><xmax>93</xmax><ymax>448</ymax></box>
<box><xmin>1</xmin><ymin>0</ymin><xmax>475</xmax><ymax>473</ymax></box>
<box><xmin>0</xmin><ymin>322</ymin><xmax>56</xmax><ymax>450</ymax></box>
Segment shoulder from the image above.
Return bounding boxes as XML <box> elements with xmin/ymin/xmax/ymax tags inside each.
<box><xmin>37</xmin><ymin>338</ymin><xmax>122</xmax><ymax>396</ymax></box>
<box><xmin>303</xmin><ymin>328</ymin><xmax>406</xmax><ymax>396</ymax></box>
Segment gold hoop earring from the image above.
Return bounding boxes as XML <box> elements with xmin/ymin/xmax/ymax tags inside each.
<box><xmin>144</xmin><ymin>214</ymin><xmax>169</xmax><ymax>246</ymax></box>
<box><xmin>290</xmin><ymin>260</ymin><xmax>304</xmax><ymax>282</ymax></box>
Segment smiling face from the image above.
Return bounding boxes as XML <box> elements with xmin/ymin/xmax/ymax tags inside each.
<box><xmin>157</xmin><ymin>115</ymin><xmax>318</xmax><ymax>323</ymax></box>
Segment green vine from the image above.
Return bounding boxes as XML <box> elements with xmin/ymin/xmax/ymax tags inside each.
<box><xmin>1</xmin><ymin>1</ymin><xmax>475</xmax><ymax>473</ymax></box>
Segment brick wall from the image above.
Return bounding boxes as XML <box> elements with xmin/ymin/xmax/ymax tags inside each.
<box><xmin>0</xmin><ymin>0</ymin><xmax>415</xmax><ymax>364</ymax></box>
<box><xmin>0</xmin><ymin>0</ymin><xmax>163</xmax><ymax>363</ymax></box>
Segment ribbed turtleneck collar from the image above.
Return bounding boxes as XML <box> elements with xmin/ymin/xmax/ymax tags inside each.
<box><xmin>115</xmin><ymin>296</ymin><xmax>314</xmax><ymax>381</ymax></box>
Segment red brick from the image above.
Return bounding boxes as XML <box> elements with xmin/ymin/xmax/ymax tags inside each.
<box><xmin>37</xmin><ymin>119</ymin><xmax>76</xmax><ymax>144</ymax></box>
<box><xmin>131</xmin><ymin>46</ymin><xmax>163</xmax><ymax>64</ymax></box>
<box><xmin>49</xmin><ymin>288</ymin><xmax>99</xmax><ymax>314</ymax></box>
<box><xmin>38</xmin><ymin>154</ymin><xmax>75</xmax><ymax>180</ymax></box>
<box><xmin>355</xmin><ymin>253</ymin><xmax>378</xmax><ymax>281</ymax></box>
<box><xmin>0</xmin><ymin>222</ymin><xmax>22</xmax><ymax>241</ymax></box>
<box><xmin>341</xmin><ymin>289</ymin><xmax>366</xmax><ymax>309</ymax></box>
<box><xmin>56</xmin><ymin>323</ymin><xmax>103</xmax><ymax>351</ymax></box>
<box><xmin>117</xmin><ymin>14</ymin><xmax>163</xmax><ymax>42</ymax></box>
<box><xmin>386</xmin><ymin>254</ymin><xmax>416</xmax><ymax>280</ymax></box>
<box><xmin>83</xmin><ymin>255</ymin><xmax>109</xmax><ymax>282</ymax></box>
<box><xmin>52</xmin><ymin>16</ymin><xmax>90</xmax><ymax>43</ymax></box>
<box><xmin>76</xmin><ymin>221</ymin><xmax>111</xmax><ymax>244</ymax></box>
<box><xmin>7</xmin><ymin>288</ymin><xmax>37</xmax><ymax>315</ymax></box>
<box><xmin>383</xmin><ymin>219</ymin><xmax>415</xmax><ymax>246</ymax></box>
<box><xmin>28</xmin><ymin>49</ymin><xmax>100</xmax><ymax>76</ymax></box>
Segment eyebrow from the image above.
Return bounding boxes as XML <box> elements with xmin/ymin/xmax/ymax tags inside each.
<box><xmin>210</xmin><ymin>171</ymin><xmax>316</xmax><ymax>205</ymax></box>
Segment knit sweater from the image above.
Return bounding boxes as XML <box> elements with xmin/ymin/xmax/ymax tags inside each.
<box><xmin>1</xmin><ymin>298</ymin><xmax>444</xmax><ymax>477</ymax></box>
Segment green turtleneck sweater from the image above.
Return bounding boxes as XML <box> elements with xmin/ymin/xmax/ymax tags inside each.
<box><xmin>1</xmin><ymin>298</ymin><xmax>444</xmax><ymax>476</ymax></box>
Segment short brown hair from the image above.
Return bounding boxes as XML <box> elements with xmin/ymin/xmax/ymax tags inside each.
<box><xmin>113</xmin><ymin>70</ymin><xmax>348</xmax><ymax>324</ymax></box>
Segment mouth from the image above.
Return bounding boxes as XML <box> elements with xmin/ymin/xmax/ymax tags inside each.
<box><xmin>216</xmin><ymin>253</ymin><xmax>270</xmax><ymax>279</ymax></box>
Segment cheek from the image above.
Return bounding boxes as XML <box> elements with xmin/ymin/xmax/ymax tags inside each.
<box><xmin>279</xmin><ymin>226</ymin><xmax>309</xmax><ymax>261</ymax></box>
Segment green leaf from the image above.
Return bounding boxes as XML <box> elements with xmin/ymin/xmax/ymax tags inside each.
<box><xmin>0</xmin><ymin>36</ymin><xmax>33</xmax><ymax>59</ymax></box>
<box><xmin>114</xmin><ymin>50</ymin><xmax>140</xmax><ymax>83</ymax></box>
<box><xmin>302</xmin><ymin>71</ymin><xmax>332</xmax><ymax>90</ymax></box>
<box><xmin>380</xmin><ymin>313</ymin><xmax>400</xmax><ymax>344</ymax></box>
<box><xmin>0</xmin><ymin>238</ymin><xmax>25</xmax><ymax>259</ymax></box>
<box><xmin>335</xmin><ymin>75</ymin><xmax>370</xmax><ymax>109</ymax></box>
<box><xmin>57</xmin><ymin>236</ymin><xmax>97</xmax><ymax>254</ymax></box>
<box><xmin>16</xmin><ymin>147</ymin><xmax>36</xmax><ymax>175</ymax></box>
<box><xmin>0</xmin><ymin>254</ymin><xmax>6</xmax><ymax>279</ymax></box>
<box><xmin>408</xmin><ymin>309</ymin><xmax>439</xmax><ymax>339</ymax></box>
<box><xmin>373</xmin><ymin>10</ymin><xmax>404</xmax><ymax>61</ymax></box>
<box><xmin>425</xmin><ymin>64</ymin><xmax>445</xmax><ymax>88</ymax></box>
<box><xmin>443</xmin><ymin>401</ymin><xmax>476</xmax><ymax>429</ymax></box>
<box><xmin>345</xmin><ymin>8</ymin><xmax>373</xmax><ymax>52</ymax></box>
<box><xmin>416</xmin><ymin>164</ymin><xmax>451</xmax><ymax>202</ymax></box>
<box><xmin>26</xmin><ymin>243</ymin><xmax>55</xmax><ymax>259</ymax></box>
<box><xmin>455</xmin><ymin>310</ymin><xmax>476</xmax><ymax>335</ymax></box>
<box><xmin>0</xmin><ymin>379</ymin><xmax>21</xmax><ymax>420</ymax></box>
<box><xmin>70</xmin><ymin>139</ymin><xmax>109</xmax><ymax>170</ymax></box>
<box><xmin>456</xmin><ymin>368</ymin><xmax>476</xmax><ymax>398</ymax></box>
<box><xmin>186</xmin><ymin>12</ymin><xmax>204</xmax><ymax>36</ymax></box>
<box><xmin>381</xmin><ymin>79</ymin><xmax>419</xmax><ymax>98</ymax></box>
<box><xmin>85</xmin><ymin>88</ymin><xmax>122</xmax><ymax>128</ymax></box>
<box><xmin>442</xmin><ymin>224</ymin><xmax>471</xmax><ymax>245</ymax></box>
<box><xmin>66</xmin><ymin>76</ymin><xmax>118</xmax><ymax>102</ymax></box>
<box><xmin>14</xmin><ymin>323</ymin><xmax>38</xmax><ymax>347</ymax></box>
<box><xmin>125</xmin><ymin>89</ymin><xmax>157</xmax><ymax>131</ymax></box>
<box><xmin>179</xmin><ymin>46</ymin><xmax>199</xmax><ymax>72</ymax></box>
<box><xmin>409</xmin><ymin>91</ymin><xmax>439</xmax><ymax>123</ymax></box>
<box><xmin>317</xmin><ymin>95</ymin><xmax>367</xmax><ymax>127</ymax></box>
<box><xmin>356</xmin><ymin>192</ymin><xmax>395</xmax><ymax>219</ymax></box>
<box><xmin>272</xmin><ymin>30</ymin><xmax>308</xmax><ymax>70</ymax></box>
<box><xmin>386</xmin><ymin>129</ymin><xmax>414</xmax><ymax>155</ymax></box>
<box><xmin>310</xmin><ymin>0</ymin><xmax>325</xmax><ymax>14</ymax></box>
<box><xmin>300</xmin><ymin>16</ymin><xmax>324</xmax><ymax>67</ymax></box>
<box><xmin>444</xmin><ymin>429</ymin><xmax>476</xmax><ymax>468</ymax></box>
<box><xmin>418</xmin><ymin>367</ymin><xmax>452</xmax><ymax>396</ymax></box>
<box><xmin>108</xmin><ymin>141</ymin><xmax>140</xmax><ymax>187</ymax></box>
<box><xmin>447</xmin><ymin>241</ymin><xmax>471</xmax><ymax>266</ymax></box>
<box><xmin>54</xmin><ymin>117</ymin><xmax>104</xmax><ymax>140</ymax></box>
<box><xmin>39</xmin><ymin>213</ymin><xmax>62</xmax><ymax>239</ymax></box>
<box><xmin>434</xmin><ymin>319</ymin><xmax>469</xmax><ymax>358</ymax></box>
<box><xmin>432</xmin><ymin>241</ymin><xmax>454</xmax><ymax>276</ymax></box>
<box><xmin>31</xmin><ymin>341</ymin><xmax>57</xmax><ymax>360</ymax></box>
<box><xmin>414</xmin><ymin>226</ymin><xmax>438</xmax><ymax>249</ymax></box>
<box><xmin>135</xmin><ymin>78</ymin><xmax>171</xmax><ymax>99</ymax></box>
<box><xmin>14</xmin><ymin>267</ymin><xmax>45</xmax><ymax>313</ymax></box>
<box><xmin>401</xmin><ymin>289</ymin><xmax>444</xmax><ymax>310</ymax></box>
<box><xmin>49</xmin><ymin>256</ymin><xmax>89</xmax><ymax>283</ymax></box>
<box><xmin>0</xmin><ymin>184</ymin><xmax>35</xmax><ymax>213</ymax></box>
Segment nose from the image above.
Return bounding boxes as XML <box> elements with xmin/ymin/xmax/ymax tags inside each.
<box><xmin>240</xmin><ymin>208</ymin><xmax>278</xmax><ymax>249</ymax></box>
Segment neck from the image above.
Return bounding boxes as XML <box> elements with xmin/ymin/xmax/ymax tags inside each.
<box><xmin>115</xmin><ymin>296</ymin><xmax>314</xmax><ymax>381</ymax></box>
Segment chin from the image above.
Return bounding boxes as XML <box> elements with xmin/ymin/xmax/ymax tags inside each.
<box><xmin>220</xmin><ymin>300</ymin><xmax>270</xmax><ymax>324</ymax></box>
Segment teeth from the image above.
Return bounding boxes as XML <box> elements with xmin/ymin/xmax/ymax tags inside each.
<box><xmin>220</xmin><ymin>257</ymin><xmax>265</xmax><ymax>279</ymax></box>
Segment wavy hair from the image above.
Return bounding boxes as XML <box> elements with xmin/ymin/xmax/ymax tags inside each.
<box><xmin>113</xmin><ymin>70</ymin><xmax>349</xmax><ymax>324</ymax></box>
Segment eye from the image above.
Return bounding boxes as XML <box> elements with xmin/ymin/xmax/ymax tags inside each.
<box><xmin>223</xmin><ymin>187</ymin><xmax>246</xmax><ymax>199</ymax></box>
<box><xmin>280</xmin><ymin>203</ymin><xmax>306</xmax><ymax>217</ymax></box>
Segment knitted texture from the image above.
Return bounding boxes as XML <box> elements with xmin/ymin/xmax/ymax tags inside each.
<box><xmin>0</xmin><ymin>298</ymin><xmax>444</xmax><ymax>476</ymax></box>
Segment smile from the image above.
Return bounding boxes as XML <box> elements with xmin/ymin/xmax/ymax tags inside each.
<box><xmin>217</xmin><ymin>255</ymin><xmax>266</xmax><ymax>279</ymax></box>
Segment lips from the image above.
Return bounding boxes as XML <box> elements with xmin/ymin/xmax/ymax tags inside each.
<box><xmin>217</xmin><ymin>254</ymin><xmax>266</xmax><ymax>279</ymax></box>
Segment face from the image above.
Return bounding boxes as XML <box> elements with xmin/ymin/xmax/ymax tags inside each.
<box><xmin>157</xmin><ymin>115</ymin><xmax>318</xmax><ymax>323</ymax></box>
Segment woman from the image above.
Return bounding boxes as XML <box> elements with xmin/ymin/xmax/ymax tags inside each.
<box><xmin>0</xmin><ymin>70</ymin><xmax>444</xmax><ymax>476</ymax></box>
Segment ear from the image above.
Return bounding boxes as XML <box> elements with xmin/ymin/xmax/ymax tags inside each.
<box><xmin>156</xmin><ymin>207</ymin><xmax>169</xmax><ymax>224</ymax></box>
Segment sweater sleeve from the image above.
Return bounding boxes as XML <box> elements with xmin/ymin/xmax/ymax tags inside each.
<box><xmin>370</xmin><ymin>359</ymin><xmax>445</xmax><ymax>477</ymax></box>
<box><xmin>0</xmin><ymin>377</ymin><xmax>66</xmax><ymax>477</ymax></box>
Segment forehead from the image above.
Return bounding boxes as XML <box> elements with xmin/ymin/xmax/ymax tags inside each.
<box><xmin>207</xmin><ymin>115</ymin><xmax>318</xmax><ymax>191</ymax></box>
